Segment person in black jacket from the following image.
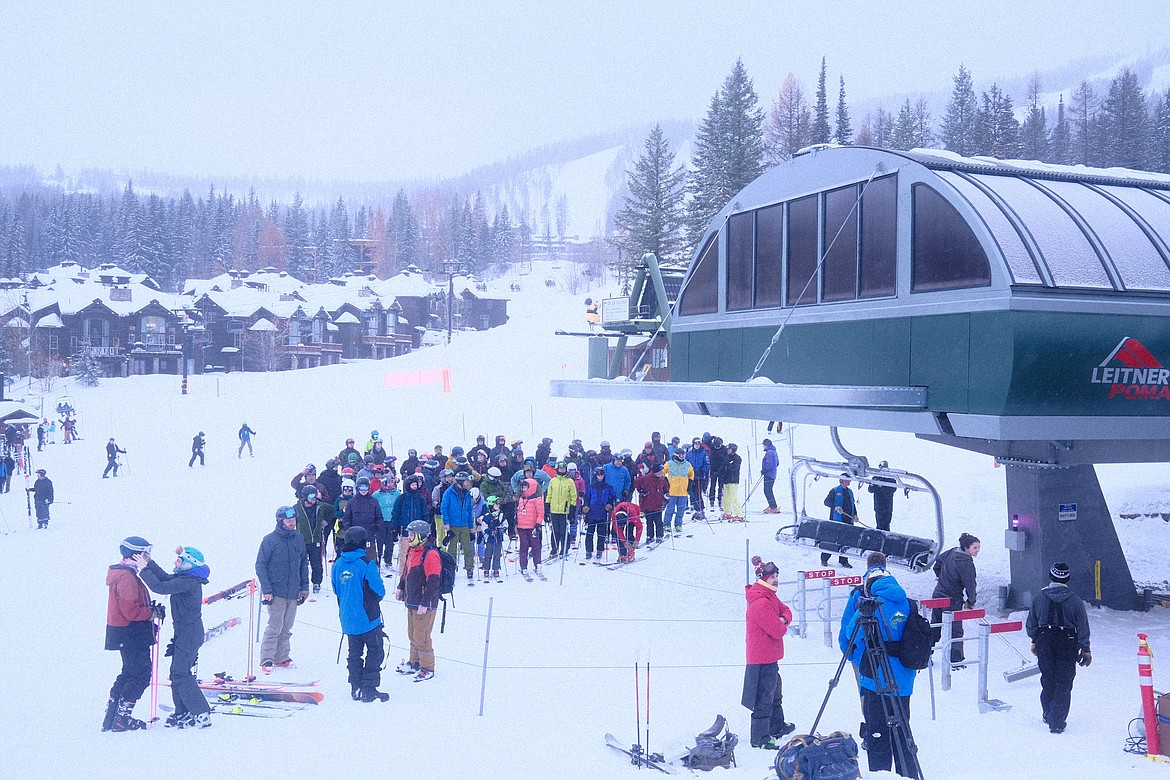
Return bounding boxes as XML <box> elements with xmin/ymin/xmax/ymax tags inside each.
<box><xmin>28</xmin><ymin>468</ymin><xmax>53</xmax><ymax>528</ymax></box>
<box><xmin>342</xmin><ymin>476</ymin><xmax>384</xmax><ymax>558</ymax></box>
<box><xmin>138</xmin><ymin>546</ymin><xmax>212</xmax><ymax>728</ymax></box>
<box><xmin>318</xmin><ymin>459</ymin><xmax>342</xmax><ymax>504</ymax></box>
<box><xmin>868</xmin><ymin>460</ymin><xmax>898</xmax><ymax>531</ymax></box>
<box><xmin>931</xmin><ymin>532</ymin><xmax>980</xmax><ymax>664</ymax></box>
<box><xmin>103</xmin><ymin>437</ymin><xmax>126</xmax><ymax>478</ymax></box>
<box><xmin>707</xmin><ymin>435</ymin><xmax>726</xmax><ymax>507</ymax></box>
<box><xmin>256</xmin><ymin>507</ymin><xmax>309</xmax><ymax>672</ymax></box>
<box><xmin>188</xmin><ymin>432</ymin><xmax>205</xmax><ymax>467</ymax></box>
<box><xmin>721</xmin><ymin>443</ymin><xmax>744</xmax><ymax>520</ymax></box>
<box><xmin>1026</xmin><ymin>562</ymin><xmax>1092</xmax><ymax>734</ymax></box>
<box><xmin>296</xmin><ymin>486</ymin><xmax>335</xmax><ymax>594</ymax></box>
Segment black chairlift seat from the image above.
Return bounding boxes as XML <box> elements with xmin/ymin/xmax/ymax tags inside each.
<box><xmin>780</xmin><ymin>517</ymin><xmax>936</xmax><ymax>572</ymax></box>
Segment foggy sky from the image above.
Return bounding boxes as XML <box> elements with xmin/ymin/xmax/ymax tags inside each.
<box><xmin>1</xmin><ymin>0</ymin><xmax>1165</xmax><ymax>182</ymax></box>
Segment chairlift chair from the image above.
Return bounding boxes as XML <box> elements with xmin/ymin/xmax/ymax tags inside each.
<box><xmin>774</xmin><ymin>429</ymin><xmax>944</xmax><ymax>573</ymax></box>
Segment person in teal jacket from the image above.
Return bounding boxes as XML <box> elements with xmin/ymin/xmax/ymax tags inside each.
<box><xmin>332</xmin><ymin>527</ymin><xmax>388</xmax><ymax>703</ymax></box>
<box><xmin>838</xmin><ymin>552</ymin><xmax>919</xmax><ymax>778</ymax></box>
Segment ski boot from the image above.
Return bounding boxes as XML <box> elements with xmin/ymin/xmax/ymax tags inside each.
<box><xmin>396</xmin><ymin>660</ymin><xmax>419</xmax><ymax>675</ymax></box>
<box><xmin>101</xmin><ymin>697</ymin><xmax>118</xmax><ymax>732</ymax></box>
<box><xmin>188</xmin><ymin>712</ymin><xmax>212</xmax><ymax>729</ymax></box>
<box><xmin>361</xmin><ymin>687</ymin><xmax>390</xmax><ymax>703</ymax></box>
<box><xmin>352</xmin><ymin>683</ymin><xmax>362</xmax><ymax>701</ymax></box>
<box><xmin>110</xmin><ymin>699</ymin><xmax>146</xmax><ymax>732</ymax></box>
<box><xmin>413</xmin><ymin>668</ymin><xmax>434</xmax><ymax>682</ymax></box>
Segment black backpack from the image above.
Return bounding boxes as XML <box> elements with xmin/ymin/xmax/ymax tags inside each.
<box><xmin>886</xmin><ymin>599</ymin><xmax>935</xmax><ymax>670</ymax></box>
<box><xmin>428</xmin><ymin>545</ymin><xmax>457</xmax><ymax>596</ymax></box>
<box><xmin>775</xmin><ymin>732</ymin><xmax>860</xmax><ymax>780</ymax></box>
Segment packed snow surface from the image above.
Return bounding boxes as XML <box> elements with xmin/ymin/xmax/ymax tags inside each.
<box><xmin>0</xmin><ymin>261</ymin><xmax>1167</xmax><ymax>779</ymax></box>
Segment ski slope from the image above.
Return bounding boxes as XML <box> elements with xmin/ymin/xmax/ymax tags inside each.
<box><xmin>0</xmin><ymin>261</ymin><xmax>1166</xmax><ymax>779</ymax></box>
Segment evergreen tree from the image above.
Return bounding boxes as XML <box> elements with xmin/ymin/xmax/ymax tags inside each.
<box><xmin>330</xmin><ymin>197</ymin><xmax>352</xmax><ymax>273</ymax></box>
<box><xmin>857</xmin><ymin>107</ymin><xmax>894</xmax><ymax>148</ymax></box>
<box><xmin>941</xmin><ymin>65</ymin><xmax>980</xmax><ymax>156</ymax></box>
<box><xmin>491</xmin><ymin>203</ymin><xmax>514</xmax><ymax>268</ymax></box>
<box><xmin>764</xmin><ymin>73</ymin><xmax>811</xmax><ymax>163</ymax></box>
<box><xmin>685</xmin><ymin>59</ymin><xmax>766</xmax><ymax>251</ymax></box>
<box><xmin>1020</xmin><ymin>74</ymin><xmax>1049</xmax><ymax>161</ymax></box>
<box><xmin>1101</xmin><ymin>67</ymin><xmax>1150</xmax><ymax>169</ymax></box>
<box><xmin>612</xmin><ymin>124</ymin><xmax>686</xmax><ymax>264</ymax></box>
<box><xmin>1070</xmin><ymin>81</ymin><xmax>1099</xmax><ymax>166</ymax></box>
<box><xmin>812</xmin><ymin>57</ymin><xmax>832</xmax><ymax>144</ymax></box>
<box><xmin>389</xmin><ymin>189</ymin><xmax>421</xmax><ymax>272</ymax></box>
<box><xmin>1152</xmin><ymin>88</ymin><xmax>1170</xmax><ymax>174</ymax></box>
<box><xmin>283</xmin><ymin>192</ymin><xmax>311</xmax><ymax>280</ymax></box>
<box><xmin>974</xmin><ymin>85</ymin><xmax>1021</xmax><ymax>158</ymax></box>
<box><xmin>834</xmin><ymin>76</ymin><xmax>853</xmax><ymax>145</ymax></box>
<box><xmin>119</xmin><ymin>182</ymin><xmax>147</xmax><ymax>272</ymax></box>
<box><xmin>891</xmin><ymin>98</ymin><xmax>933</xmax><ymax>150</ymax></box>
<box><xmin>71</xmin><ymin>341</ymin><xmax>101</xmax><ymax>387</ymax></box>
<box><xmin>1049</xmin><ymin>96</ymin><xmax>1072</xmax><ymax>164</ymax></box>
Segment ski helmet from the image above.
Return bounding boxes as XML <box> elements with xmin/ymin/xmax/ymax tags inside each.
<box><xmin>406</xmin><ymin>520</ymin><xmax>431</xmax><ymax>539</ymax></box>
<box><xmin>673</xmin><ymin>449</ymin><xmax>685</xmax><ymax>460</ymax></box>
<box><xmin>541</xmin><ymin>437</ymin><xmax>552</xmax><ymax>445</ymax></box>
<box><xmin>305</xmin><ymin>463</ymin><xmax>316</xmax><ymax>473</ymax></box>
<box><xmin>347</xmin><ymin>453</ymin><xmax>359</xmax><ymax>463</ymax></box>
<box><xmin>371</xmin><ymin>430</ymin><xmax>379</xmax><ymax>438</ymax></box>
<box><xmin>346</xmin><ymin>438</ymin><xmax>355</xmax><ymax>445</ymax></box>
<box><xmin>301</xmin><ymin>485</ymin><xmax>318</xmax><ymax>500</ymax></box>
<box><xmin>594</xmin><ymin>466</ymin><xmax>606</xmax><ymax>476</ymax></box>
<box><xmin>454</xmin><ymin>471</ymin><xmax>471</xmax><ymax>483</ymax></box>
<box><xmin>452</xmin><ymin>446</ymin><xmax>464</xmax><ymax>456</ymax></box>
<box><xmin>408</xmin><ymin>448</ymin><xmax>417</xmax><ymax>457</ymax></box>
<box><xmin>470</xmin><ymin>487</ymin><xmax>481</xmax><ymax>502</ymax></box>
<box><xmin>556</xmin><ymin>462</ymin><xmax>567</xmax><ymax>474</ymax></box>
<box><xmin>566</xmin><ymin>462</ymin><xmax>578</xmax><ymax>472</ymax></box>
<box><xmin>615</xmin><ymin>509</ymin><xmax>628</xmax><ymax>522</ymax></box>
<box><xmin>600</xmin><ymin>440</ymin><xmax>610</xmax><ymax>448</ymax></box>
<box><xmin>341</xmin><ymin>478</ymin><xmax>356</xmax><ymax>490</ymax></box>
<box><xmin>356</xmin><ymin>477</ymin><xmax>371</xmax><ymax>492</ymax></box>
<box><xmin>119</xmin><ymin>536</ymin><xmax>151</xmax><ymax>559</ymax></box>
<box><xmin>177</xmin><ymin>546</ymin><xmax>205</xmax><ymax>570</ymax></box>
<box><xmin>344</xmin><ymin>526</ymin><xmax>368</xmax><ymax>546</ymax></box>
<box><xmin>275</xmin><ymin>506</ymin><xmax>296</xmax><ymax>522</ymax></box>
<box><xmin>727</xmin><ymin>443</ymin><xmax>738</xmax><ymax>452</ymax></box>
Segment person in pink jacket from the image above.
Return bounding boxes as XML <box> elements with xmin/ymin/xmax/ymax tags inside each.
<box><xmin>515</xmin><ymin>478</ymin><xmax>545</xmax><ymax>577</ymax></box>
<box><xmin>742</xmin><ymin>561</ymin><xmax>795</xmax><ymax>749</ymax></box>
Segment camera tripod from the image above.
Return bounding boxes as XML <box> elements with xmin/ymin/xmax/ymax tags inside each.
<box><xmin>808</xmin><ymin>593</ymin><xmax>923</xmax><ymax>779</ymax></box>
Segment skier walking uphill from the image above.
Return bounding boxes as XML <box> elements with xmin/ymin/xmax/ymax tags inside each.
<box><xmin>821</xmin><ymin>474</ymin><xmax>857</xmax><ymax>568</ymax></box>
<box><xmin>237</xmin><ymin>423</ymin><xmax>257</xmax><ymax>458</ymax></box>
<box><xmin>102</xmin><ymin>438</ymin><xmax>126</xmax><ymax>478</ymax></box>
<box><xmin>103</xmin><ymin>536</ymin><xmax>156</xmax><ymax>732</ymax></box>
<box><xmin>138</xmin><ymin>546</ymin><xmax>212</xmax><ymax>729</ymax></box>
<box><xmin>28</xmin><ymin>468</ymin><xmax>53</xmax><ymax>529</ymax></box>
<box><xmin>396</xmin><ymin>519</ymin><xmax>442</xmax><ymax>682</ymax></box>
<box><xmin>721</xmin><ymin>443</ymin><xmax>744</xmax><ymax>520</ymax></box>
<box><xmin>1026</xmin><ymin>562</ymin><xmax>1092</xmax><ymax>734</ymax></box>
<box><xmin>256</xmin><ymin>506</ymin><xmax>309</xmax><ymax>673</ymax></box>
<box><xmin>742</xmin><ymin>561</ymin><xmax>795</xmax><ymax>749</ymax></box>
<box><xmin>515</xmin><ymin>477</ymin><xmax>545</xmax><ymax>576</ymax></box>
<box><xmin>581</xmin><ymin>468</ymin><xmax>617</xmax><ymax>560</ymax></box>
<box><xmin>333</xmin><ymin>526</ymin><xmax>389</xmax><ymax>703</ymax></box>
<box><xmin>931</xmin><ymin>533</ymin><xmax>980</xmax><ymax>665</ymax></box>
<box><xmin>663</xmin><ymin>449</ymin><xmax>693</xmax><ymax>534</ymax></box>
<box><xmin>188</xmin><ymin>431</ymin><xmax>205</xmax><ymax>467</ymax></box>
<box><xmin>441</xmin><ymin>472</ymin><xmax>478</xmax><ymax>581</ymax></box>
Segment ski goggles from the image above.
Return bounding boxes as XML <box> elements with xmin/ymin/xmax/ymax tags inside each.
<box><xmin>279</xmin><ymin>507</ymin><xmax>297</xmax><ymax>520</ymax></box>
<box><xmin>357</xmin><ymin>484</ymin><xmax>370</xmax><ymax>493</ymax></box>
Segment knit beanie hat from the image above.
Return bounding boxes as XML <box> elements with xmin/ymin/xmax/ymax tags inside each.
<box><xmin>1050</xmin><ymin>562</ymin><xmax>1071</xmax><ymax>583</ymax></box>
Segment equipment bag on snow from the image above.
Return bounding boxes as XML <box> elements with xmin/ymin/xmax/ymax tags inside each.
<box><xmin>775</xmin><ymin>731</ymin><xmax>860</xmax><ymax>780</ymax></box>
<box><xmin>681</xmin><ymin>714</ymin><xmax>738</xmax><ymax>771</ymax></box>
<box><xmin>885</xmin><ymin>599</ymin><xmax>935</xmax><ymax>671</ymax></box>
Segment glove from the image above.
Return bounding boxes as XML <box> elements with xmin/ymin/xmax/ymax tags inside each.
<box><xmin>151</xmin><ymin>601</ymin><xmax>166</xmax><ymax>621</ymax></box>
<box><xmin>164</xmin><ymin>640</ymin><xmax>175</xmax><ymax>657</ymax></box>
<box><xmin>1078</xmin><ymin>649</ymin><xmax>1092</xmax><ymax>667</ymax></box>
<box><xmin>1030</xmin><ymin>643</ymin><xmax>1036</xmax><ymax>656</ymax></box>
<box><xmin>296</xmin><ymin>590</ymin><xmax>309</xmax><ymax>606</ymax></box>
<box><xmin>262</xmin><ymin>593</ymin><xmax>273</xmax><ymax>606</ymax></box>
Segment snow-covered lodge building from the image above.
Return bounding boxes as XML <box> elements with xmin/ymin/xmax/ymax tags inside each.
<box><xmin>0</xmin><ymin>262</ymin><xmax>509</xmax><ymax>376</ymax></box>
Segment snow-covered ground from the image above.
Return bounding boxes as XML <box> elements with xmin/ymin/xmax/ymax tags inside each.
<box><xmin>0</xmin><ymin>261</ymin><xmax>1167</xmax><ymax>779</ymax></box>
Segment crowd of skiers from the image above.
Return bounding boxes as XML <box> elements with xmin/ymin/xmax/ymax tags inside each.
<box><xmin>283</xmin><ymin>429</ymin><xmax>750</xmax><ymax>584</ymax></box>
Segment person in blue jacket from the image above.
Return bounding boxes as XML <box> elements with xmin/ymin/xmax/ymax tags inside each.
<box><xmin>685</xmin><ymin>438</ymin><xmax>709</xmax><ymax>519</ymax></box>
<box><xmin>237</xmin><ymin>422</ymin><xmax>257</xmax><ymax>458</ymax></box>
<box><xmin>603</xmin><ymin>454</ymin><xmax>632</xmax><ymax>502</ymax></box>
<box><xmin>760</xmin><ymin>439</ymin><xmax>779</xmax><ymax>513</ymax></box>
<box><xmin>582</xmin><ymin>469</ymin><xmax>618</xmax><ymax>561</ymax></box>
<box><xmin>332</xmin><ymin>526</ymin><xmax>388</xmax><ymax>703</ymax></box>
<box><xmin>838</xmin><ymin>552</ymin><xmax>919</xmax><ymax>778</ymax></box>
<box><xmin>822</xmin><ymin>474</ymin><xmax>858</xmax><ymax>568</ymax></box>
<box><xmin>441</xmin><ymin>472</ymin><xmax>478</xmax><ymax>581</ymax></box>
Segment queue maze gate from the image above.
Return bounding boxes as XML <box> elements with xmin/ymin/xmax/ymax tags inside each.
<box><xmin>919</xmin><ymin>597</ymin><xmax>1023</xmax><ymax>715</ymax></box>
<box><xmin>786</xmin><ymin>569</ymin><xmax>863</xmax><ymax>647</ymax></box>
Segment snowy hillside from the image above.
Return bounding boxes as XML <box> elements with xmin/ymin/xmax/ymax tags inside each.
<box><xmin>0</xmin><ymin>261</ymin><xmax>1167</xmax><ymax>779</ymax></box>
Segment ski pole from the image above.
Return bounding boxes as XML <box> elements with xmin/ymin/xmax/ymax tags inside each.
<box><xmin>635</xmin><ymin>656</ymin><xmax>642</xmax><ymax>766</ymax></box>
<box><xmin>645</xmin><ymin>658</ymin><xmax>651</xmax><ymax>764</ymax></box>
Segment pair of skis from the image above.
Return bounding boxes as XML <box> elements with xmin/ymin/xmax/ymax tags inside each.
<box><xmin>604</xmin><ymin>656</ymin><xmax>677</xmax><ymax>773</ymax></box>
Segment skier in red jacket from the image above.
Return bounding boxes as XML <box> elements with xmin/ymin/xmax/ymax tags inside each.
<box><xmin>742</xmin><ymin>561</ymin><xmax>796</xmax><ymax>749</ymax></box>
